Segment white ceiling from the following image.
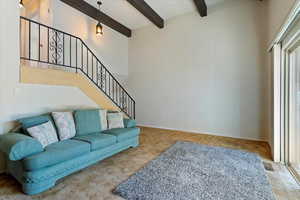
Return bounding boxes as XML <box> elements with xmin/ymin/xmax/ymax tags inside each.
<box><xmin>85</xmin><ymin>0</ymin><xmax>225</xmax><ymax>30</ymax></box>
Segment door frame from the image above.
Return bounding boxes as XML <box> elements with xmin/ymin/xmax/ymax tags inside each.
<box><xmin>280</xmin><ymin>30</ymin><xmax>300</xmax><ymax>182</ymax></box>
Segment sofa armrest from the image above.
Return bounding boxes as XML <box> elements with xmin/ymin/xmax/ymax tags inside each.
<box><xmin>123</xmin><ymin>118</ymin><xmax>137</xmax><ymax>128</ymax></box>
<box><xmin>0</xmin><ymin>133</ymin><xmax>43</xmax><ymax>161</ymax></box>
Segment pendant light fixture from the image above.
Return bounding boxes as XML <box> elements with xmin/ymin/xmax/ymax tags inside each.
<box><xmin>19</xmin><ymin>0</ymin><xmax>24</xmax><ymax>8</ymax></box>
<box><xmin>96</xmin><ymin>1</ymin><xmax>103</xmax><ymax>36</ymax></box>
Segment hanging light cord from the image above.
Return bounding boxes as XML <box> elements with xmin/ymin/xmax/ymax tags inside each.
<box><xmin>97</xmin><ymin>1</ymin><xmax>102</xmax><ymax>12</ymax></box>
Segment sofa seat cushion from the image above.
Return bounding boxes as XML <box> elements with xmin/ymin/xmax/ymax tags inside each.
<box><xmin>74</xmin><ymin>133</ymin><xmax>117</xmax><ymax>151</ymax></box>
<box><xmin>102</xmin><ymin>128</ymin><xmax>140</xmax><ymax>142</ymax></box>
<box><xmin>22</xmin><ymin>140</ymin><xmax>90</xmax><ymax>171</ymax></box>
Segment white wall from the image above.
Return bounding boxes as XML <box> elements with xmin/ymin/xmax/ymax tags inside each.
<box><xmin>128</xmin><ymin>0</ymin><xmax>269</xmax><ymax>140</ymax></box>
<box><xmin>0</xmin><ymin>0</ymin><xmax>21</xmax><ymax>172</ymax></box>
<box><xmin>0</xmin><ymin>0</ymin><xmax>21</xmax><ymax>134</ymax></box>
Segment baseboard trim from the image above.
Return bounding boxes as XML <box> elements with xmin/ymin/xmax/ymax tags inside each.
<box><xmin>138</xmin><ymin>124</ymin><xmax>268</xmax><ymax>143</ymax></box>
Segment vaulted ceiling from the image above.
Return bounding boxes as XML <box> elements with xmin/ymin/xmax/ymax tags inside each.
<box><xmin>85</xmin><ymin>0</ymin><xmax>225</xmax><ymax>30</ymax></box>
<box><xmin>60</xmin><ymin>0</ymin><xmax>226</xmax><ymax>37</ymax></box>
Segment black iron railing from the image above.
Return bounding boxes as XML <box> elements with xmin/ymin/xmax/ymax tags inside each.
<box><xmin>20</xmin><ymin>16</ymin><xmax>135</xmax><ymax>119</ymax></box>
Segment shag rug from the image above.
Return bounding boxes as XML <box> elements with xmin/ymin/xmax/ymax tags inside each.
<box><xmin>114</xmin><ymin>141</ymin><xmax>275</xmax><ymax>200</ymax></box>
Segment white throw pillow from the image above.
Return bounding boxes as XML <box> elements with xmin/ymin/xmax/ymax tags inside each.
<box><xmin>99</xmin><ymin>109</ymin><xmax>108</xmax><ymax>131</ymax></box>
<box><xmin>27</xmin><ymin>121</ymin><xmax>59</xmax><ymax>148</ymax></box>
<box><xmin>52</xmin><ymin>112</ymin><xmax>76</xmax><ymax>141</ymax></box>
<box><xmin>107</xmin><ymin>112</ymin><xmax>124</xmax><ymax>129</ymax></box>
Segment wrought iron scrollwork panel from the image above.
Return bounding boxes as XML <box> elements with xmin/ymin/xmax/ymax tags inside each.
<box><xmin>97</xmin><ymin>66</ymin><xmax>106</xmax><ymax>91</ymax></box>
<box><xmin>49</xmin><ymin>30</ymin><xmax>63</xmax><ymax>64</ymax></box>
<box><xmin>121</xmin><ymin>91</ymin><xmax>127</xmax><ymax>111</ymax></box>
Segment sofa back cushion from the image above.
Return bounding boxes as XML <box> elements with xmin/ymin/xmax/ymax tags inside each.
<box><xmin>74</xmin><ymin>109</ymin><xmax>102</xmax><ymax>136</ymax></box>
<box><xmin>18</xmin><ymin>114</ymin><xmax>56</xmax><ymax>135</ymax></box>
<box><xmin>123</xmin><ymin>118</ymin><xmax>137</xmax><ymax>128</ymax></box>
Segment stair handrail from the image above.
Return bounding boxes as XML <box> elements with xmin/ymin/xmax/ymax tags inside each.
<box><xmin>20</xmin><ymin>16</ymin><xmax>135</xmax><ymax>119</ymax></box>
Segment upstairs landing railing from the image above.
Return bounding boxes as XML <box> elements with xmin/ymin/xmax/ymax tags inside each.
<box><xmin>20</xmin><ymin>16</ymin><xmax>135</xmax><ymax>119</ymax></box>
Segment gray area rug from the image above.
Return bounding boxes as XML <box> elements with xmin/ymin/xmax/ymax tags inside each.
<box><xmin>114</xmin><ymin>141</ymin><xmax>275</xmax><ymax>200</ymax></box>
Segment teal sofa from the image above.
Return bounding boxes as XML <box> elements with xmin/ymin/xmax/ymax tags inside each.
<box><xmin>0</xmin><ymin>110</ymin><xmax>140</xmax><ymax>195</ymax></box>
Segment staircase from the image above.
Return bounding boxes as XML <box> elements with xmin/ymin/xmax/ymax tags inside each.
<box><xmin>19</xmin><ymin>16</ymin><xmax>135</xmax><ymax>119</ymax></box>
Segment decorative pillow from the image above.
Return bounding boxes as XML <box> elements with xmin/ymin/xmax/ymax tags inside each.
<box><xmin>74</xmin><ymin>109</ymin><xmax>102</xmax><ymax>136</ymax></box>
<box><xmin>27</xmin><ymin>121</ymin><xmax>59</xmax><ymax>148</ymax></box>
<box><xmin>107</xmin><ymin>112</ymin><xmax>124</xmax><ymax>129</ymax></box>
<box><xmin>18</xmin><ymin>114</ymin><xmax>56</xmax><ymax>135</ymax></box>
<box><xmin>52</xmin><ymin>112</ymin><xmax>76</xmax><ymax>141</ymax></box>
<box><xmin>99</xmin><ymin>109</ymin><xmax>108</xmax><ymax>131</ymax></box>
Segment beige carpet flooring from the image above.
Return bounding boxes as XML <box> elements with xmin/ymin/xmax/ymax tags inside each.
<box><xmin>0</xmin><ymin>127</ymin><xmax>299</xmax><ymax>200</ymax></box>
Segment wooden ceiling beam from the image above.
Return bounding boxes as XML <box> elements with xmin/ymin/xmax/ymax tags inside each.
<box><xmin>193</xmin><ymin>0</ymin><xmax>207</xmax><ymax>17</ymax></box>
<box><xmin>60</xmin><ymin>0</ymin><xmax>132</xmax><ymax>37</ymax></box>
<box><xmin>126</xmin><ymin>0</ymin><xmax>164</xmax><ymax>28</ymax></box>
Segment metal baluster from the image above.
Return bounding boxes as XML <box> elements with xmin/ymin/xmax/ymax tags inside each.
<box><xmin>134</xmin><ymin>101</ymin><xmax>136</xmax><ymax>119</ymax></box>
<box><xmin>129</xmin><ymin>99</ymin><xmax>131</xmax><ymax>118</ymax></box>
<box><xmin>126</xmin><ymin>95</ymin><xmax>128</xmax><ymax>114</ymax></box>
<box><xmin>128</xmin><ymin>96</ymin><xmax>130</xmax><ymax>117</ymax></box>
<box><xmin>92</xmin><ymin>56</ymin><xmax>94</xmax><ymax>81</ymax></box>
<box><xmin>113</xmin><ymin>80</ymin><xmax>115</xmax><ymax>101</ymax></box>
<box><xmin>63</xmin><ymin>34</ymin><xmax>65</xmax><ymax>65</ymax></box>
<box><xmin>47</xmin><ymin>28</ymin><xmax>49</xmax><ymax>63</ymax></box>
<box><xmin>70</xmin><ymin>36</ymin><xmax>72</xmax><ymax>67</ymax></box>
<box><xmin>132</xmin><ymin>100</ymin><xmax>134</xmax><ymax>119</ymax></box>
<box><xmin>119</xmin><ymin>86</ymin><xmax>121</xmax><ymax>108</ymax></box>
<box><xmin>29</xmin><ymin>21</ymin><xmax>31</xmax><ymax>59</ymax></box>
<box><xmin>115</xmin><ymin>82</ymin><xmax>117</xmax><ymax>102</ymax></box>
<box><xmin>38</xmin><ymin>24</ymin><xmax>40</xmax><ymax>62</ymax></box>
<box><xmin>131</xmin><ymin>99</ymin><xmax>133</xmax><ymax>118</ymax></box>
<box><xmin>119</xmin><ymin>86</ymin><xmax>122</xmax><ymax>107</ymax></box>
<box><xmin>127</xmin><ymin>96</ymin><xmax>129</xmax><ymax>117</ymax></box>
<box><xmin>117</xmin><ymin>85</ymin><xmax>119</xmax><ymax>106</ymax></box>
<box><xmin>130</xmin><ymin>98</ymin><xmax>132</xmax><ymax>117</ymax></box>
<box><xmin>76</xmin><ymin>39</ymin><xmax>78</xmax><ymax>73</ymax></box>
<box><xmin>117</xmin><ymin>84</ymin><xmax>119</xmax><ymax>106</ymax></box>
<box><xmin>124</xmin><ymin>91</ymin><xmax>126</xmax><ymax>111</ymax></box>
<box><xmin>109</xmin><ymin>75</ymin><xmax>111</xmax><ymax>97</ymax></box>
<box><xmin>100</xmin><ymin>63</ymin><xmax>103</xmax><ymax>90</ymax></box>
<box><xmin>121</xmin><ymin>90</ymin><xmax>125</xmax><ymax>110</ymax></box>
<box><xmin>105</xmin><ymin>70</ymin><xmax>107</xmax><ymax>94</ymax></box>
<box><xmin>55</xmin><ymin>31</ymin><xmax>58</xmax><ymax>64</ymax></box>
<box><xmin>96</xmin><ymin>62</ymin><xmax>99</xmax><ymax>86</ymax></box>
<box><xmin>81</xmin><ymin>43</ymin><xmax>83</xmax><ymax>72</ymax></box>
<box><xmin>87</xmin><ymin>48</ymin><xmax>89</xmax><ymax>76</ymax></box>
